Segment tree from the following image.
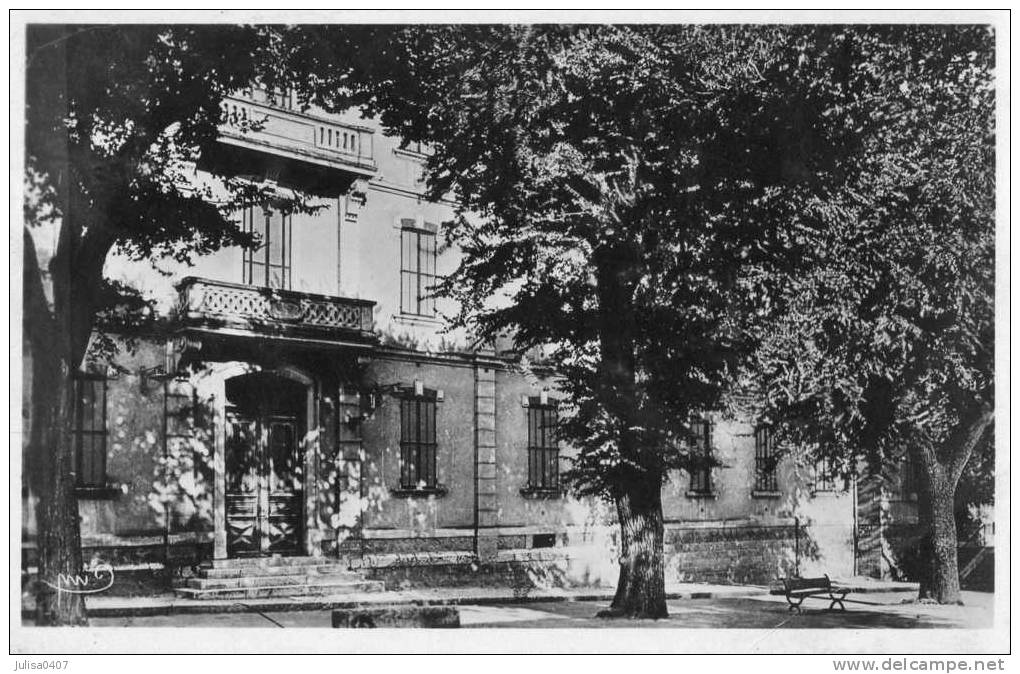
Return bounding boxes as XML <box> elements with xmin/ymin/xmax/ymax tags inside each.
<box><xmin>750</xmin><ymin>26</ymin><xmax>994</xmax><ymax>604</ymax></box>
<box><xmin>276</xmin><ymin>24</ymin><xmax>887</xmax><ymax>617</ymax></box>
<box><xmin>23</xmin><ymin>24</ymin><xmax>310</xmax><ymax>625</ymax></box>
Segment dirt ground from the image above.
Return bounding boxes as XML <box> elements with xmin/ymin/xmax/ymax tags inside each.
<box><xmin>86</xmin><ymin>591</ymin><xmax>994</xmax><ymax>630</ymax></box>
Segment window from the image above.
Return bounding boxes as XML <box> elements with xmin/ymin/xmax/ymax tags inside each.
<box><xmin>754</xmin><ymin>424</ymin><xmax>779</xmax><ymax>492</ymax></box>
<box><xmin>526</xmin><ymin>400</ymin><xmax>560</xmax><ymax>491</ymax></box>
<box><xmin>72</xmin><ymin>374</ymin><xmax>108</xmax><ymax>489</ymax></box>
<box><xmin>688</xmin><ymin>418</ymin><xmax>713</xmax><ymax>494</ymax></box>
<box><xmin>400</xmin><ymin>221</ymin><xmax>437</xmax><ymax>317</ymax></box>
<box><xmin>243</xmin><ymin>206</ymin><xmax>291</xmax><ymax>289</ymax></box>
<box><xmin>399</xmin><ymin>391</ymin><xmax>438</xmax><ymax>489</ymax></box>
<box><xmin>814</xmin><ymin>457</ymin><xmax>838</xmax><ymax>492</ymax></box>
<box><xmin>897</xmin><ymin>456</ymin><xmax>920</xmax><ymax>500</ymax></box>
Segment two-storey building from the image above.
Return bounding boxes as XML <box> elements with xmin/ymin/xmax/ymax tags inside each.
<box><xmin>22</xmin><ymin>89</ymin><xmax>919</xmax><ymax>597</ymax></box>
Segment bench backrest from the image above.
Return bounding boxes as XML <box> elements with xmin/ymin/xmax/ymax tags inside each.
<box><xmin>783</xmin><ymin>575</ymin><xmax>831</xmax><ymax>592</ymax></box>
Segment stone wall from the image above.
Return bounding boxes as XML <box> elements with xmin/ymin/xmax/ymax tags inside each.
<box><xmin>664</xmin><ymin>523</ymin><xmax>802</xmax><ymax>585</ymax></box>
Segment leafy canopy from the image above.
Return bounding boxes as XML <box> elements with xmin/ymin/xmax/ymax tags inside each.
<box><xmin>749</xmin><ymin>26</ymin><xmax>995</xmax><ymax>483</ymax></box>
<box><xmin>281</xmin><ymin>25</ymin><xmax>900</xmax><ymax>497</ymax></box>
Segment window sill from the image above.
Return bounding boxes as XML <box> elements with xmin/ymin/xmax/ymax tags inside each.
<box><xmin>75</xmin><ymin>485</ymin><xmax>122</xmax><ymax>500</ymax></box>
<box><xmin>390</xmin><ymin>485</ymin><xmax>449</xmax><ymax>498</ymax></box>
<box><xmin>751</xmin><ymin>490</ymin><xmax>782</xmax><ymax>499</ymax></box>
<box><xmin>685</xmin><ymin>490</ymin><xmax>717</xmax><ymax>499</ymax></box>
<box><xmin>520</xmin><ymin>487</ymin><xmax>563</xmax><ymax>499</ymax></box>
<box><xmin>392</xmin><ymin>313</ymin><xmax>443</xmax><ymax>328</ymax></box>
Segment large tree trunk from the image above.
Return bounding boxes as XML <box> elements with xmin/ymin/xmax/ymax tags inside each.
<box><xmin>603</xmin><ymin>471</ymin><xmax>667</xmax><ymax>618</ymax></box>
<box><xmin>24</xmin><ymin>233</ymin><xmax>88</xmax><ymax>625</ymax></box>
<box><xmin>592</xmin><ymin>244</ymin><xmax>669</xmax><ymax>619</ymax></box>
<box><xmin>916</xmin><ymin>476</ymin><xmax>962</xmax><ymax>604</ymax></box>
<box><xmin>32</xmin><ymin>372</ymin><xmax>88</xmax><ymax>625</ymax></box>
<box><xmin>914</xmin><ymin>404</ymin><xmax>993</xmax><ymax>605</ymax></box>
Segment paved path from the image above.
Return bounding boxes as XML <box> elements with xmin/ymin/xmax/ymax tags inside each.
<box><xmin>87</xmin><ymin>591</ymin><xmax>991</xmax><ymax>630</ymax></box>
<box><xmin>48</xmin><ymin>582</ymin><xmax>772</xmax><ymax>618</ymax></box>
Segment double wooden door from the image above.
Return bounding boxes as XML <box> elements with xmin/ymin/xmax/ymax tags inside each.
<box><xmin>225</xmin><ymin>378</ymin><xmax>305</xmax><ymax>557</ymax></box>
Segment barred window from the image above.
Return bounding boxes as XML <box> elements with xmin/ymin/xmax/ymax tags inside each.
<box><xmin>526</xmin><ymin>400</ymin><xmax>559</xmax><ymax>491</ymax></box>
<box><xmin>688</xmin><ymin>418</ymin><xmax>713</xmax><ymax>494</ymax></box>
<box><xmin>400</xmin><ymin>221</ymin><xmax>437</xmax><ymax>317</ymax></box>
<box><xmin>243</xmin><ymin>206</ymin><xmax>291</xmax><ymax>289</ymax></box>
<box><xmin>399</xmin><ymin>392</ymin><xmax>438</xmax><ymax>489</ymax></box>
<box><xmin>814</xmin><ymin>457</ymin><xmax>838</xmax><ymax>492</ymax></box>
<box><xmin>754</xmin><ymin>424</ymin><xmax>779</xmax><ymax>492</ymax></box>
<box><xmin>72</xmin><ymin>374</ymin><xmax>108</xmax><ymax>489</ymax></box>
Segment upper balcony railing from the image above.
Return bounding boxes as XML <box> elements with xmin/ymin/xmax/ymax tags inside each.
<box><xmin>176</xmin><ymin>277</ymin><xmax>377</xmax><ymax>345</ymax></box>
<box><xmin>218</xmin><ymin>92</ymin><xmax>376</xmax><ymax>176</ymax></box>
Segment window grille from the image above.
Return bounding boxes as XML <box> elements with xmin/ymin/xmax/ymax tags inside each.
<box><xmin>399</xmin><ymin>392</ymin><xmax>438</xmax><ymax>489</ymax></box>
<box><xmin>814</xmin><ymin>457</ymin><xmax>838</xmax><ymax>492</ymax></box>
<box><xmin>754</xmin><ymin>424</ymin><xmax>779</xmax><ymax>492</ymax></box>
<box><xmin>688</xmin><ymin>418</ymin><xmax>713</xmax><ymax>494</ymax></box>
<box><xmin>526</xmin><ymin>402</ymin><xmax>559</xmax><ymax>490</ymax></box>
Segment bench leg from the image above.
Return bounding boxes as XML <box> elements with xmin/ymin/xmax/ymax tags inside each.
<box><xmin>828</xmin><ymin>595</ymin><xmax>847</xmax><ymax>611</ymax></box>
<box><xmin>787</xmin><ymin>597</ymin><xmax>803</xmax><ymax>613</ymax></box>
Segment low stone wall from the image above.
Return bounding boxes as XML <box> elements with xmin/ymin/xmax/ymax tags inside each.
<box><xmin>664</xmin><ymin>523</ymin><xmax>802</xmax><ymax>585</ymax></box>
<box><xmin>20</xmin><ymin>522</ymin><xmax>815</xmax><ymax>594</ymax></box>
<box><xmin>22</xmin><ymin>537</ymin><xmax>210</xmax><ymax>570</ymax></box>
<box><xmin>339</xmin><ymin>536</ymin><xmax>476</xmax><ymax>556</ymax></box>
<box><xmin>354</xmin><ymin>549</ymin><xmax>580</xmax><ymax>591</ymax></box>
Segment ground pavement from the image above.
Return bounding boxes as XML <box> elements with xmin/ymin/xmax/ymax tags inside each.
<box><xmin>83</xmin><ymin>590</ymin><xmax>993</xmax><ymax>630</ymax></box>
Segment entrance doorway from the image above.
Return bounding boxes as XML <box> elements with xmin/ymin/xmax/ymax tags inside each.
<box><xmin>224</xmin><ymin>372</ymin><xmax>306</xmax><ymax>557</ymax></box>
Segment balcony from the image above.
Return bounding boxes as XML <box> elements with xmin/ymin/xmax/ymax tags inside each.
<box><xmin>204</xmin><ymin>94</ymin><xmax>377</xmax><ymax>195</ymax></box>
<box><xmin>175</xmin><ymin>277</ymin><xmax>377</xmax><ymax>351</ymax></box>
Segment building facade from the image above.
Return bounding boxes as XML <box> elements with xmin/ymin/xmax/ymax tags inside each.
<box><xmin>21</xmin><ymin>88</ymin><xmax>916</xmax><ymax>591</ymax></box>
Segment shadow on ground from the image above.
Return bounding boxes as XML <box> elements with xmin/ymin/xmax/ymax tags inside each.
<box><xmin>459</xmin><ymin>597</ymin><xmax>990</xmax><ymax>629</ymax></box>
<box><xmin>85</xmin><ymin>594</ymin><xmax>992</xmax><ymax>630</ymax></box>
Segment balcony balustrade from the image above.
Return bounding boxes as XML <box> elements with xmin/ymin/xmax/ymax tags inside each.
<box><xmin>176</xmin><ymin>277</ymin><xmax>376</xmax><ymax>346</ymax></box>
<box><xmin>218</xmin><ymin>94</ymin><xmax>376</xmax><ymax>176</ymax></box>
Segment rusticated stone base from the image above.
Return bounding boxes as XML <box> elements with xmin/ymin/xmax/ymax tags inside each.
<box><xmin>665</xmin><ymin>524</ymin><xmax>805</xmax><ymax>585</ymax></box>
<box><xmin>364</xmin><ymin>558</ymin><xmax>572</xmax><ymax>592</ymax></box>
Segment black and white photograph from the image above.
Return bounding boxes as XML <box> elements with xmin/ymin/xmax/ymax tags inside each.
<box><xmin>9</xmin><ymin>10</ymin><xmax>1009</xmax><ymax>660</ymax></box>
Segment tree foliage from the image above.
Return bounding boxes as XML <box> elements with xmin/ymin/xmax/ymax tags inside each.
<box><xmin>23</xmin><ymin>24</ymin><xmax>315</xmax><ymax>625</ymax></box>
<box><xmin>751</xmin><ymin>25</ymin><xmax>994</xmax><ymax>480</ymax></box>
<box><xmin>283</xmin><ymin>24</ymin><xmax>886</xmax><ymax>496</ymax></box>
<box><xmin>271</xmin><ymin>24</ymin><xmax>959</xmax><ymax>616</ymax></box>
<box><xmin>748</xmin><ymin>25</ymin><xmax>995</xmax><ymax>602</ymax></box>
<box><xmin>25</xmin><ymin>25</ymin><xmax>322</xmax><ymax>357</ymax></box>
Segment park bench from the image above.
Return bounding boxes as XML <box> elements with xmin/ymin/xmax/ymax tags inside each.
<box><xmin>781</xmin><ymin>575</ymin><xmax>849</xmax><ymax>612</ymax></box>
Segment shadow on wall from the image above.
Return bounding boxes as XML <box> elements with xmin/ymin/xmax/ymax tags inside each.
<box><xmin>663</xmin><ymin>521</ymin><xmax>821</xmax><ymax>586</ymax></box>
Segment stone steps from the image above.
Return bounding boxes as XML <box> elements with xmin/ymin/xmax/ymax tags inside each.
<box><xmin>175</xmin><ymin>556</ymin><xmax>385</xmax><ymax>600</ymax></box>
<box><xmin>205</xmin><ymin>555</ymin><xmax>336</xmax><ymax>569</ymax></box>
<box><xmin>176</xmin><ymin>579</ymin><xmax>385</xmax><ymax>601</ymax></box>
<box><xmin>187</xmin><ymin>572</ymin><xmax>368</xmax><ymax>590</ymax></box>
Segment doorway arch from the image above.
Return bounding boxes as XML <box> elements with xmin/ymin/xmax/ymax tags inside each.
<box><xmin>200</xmin><ymin>363</ymin><xmax>320</xmax><ymax>560</ymax></box>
